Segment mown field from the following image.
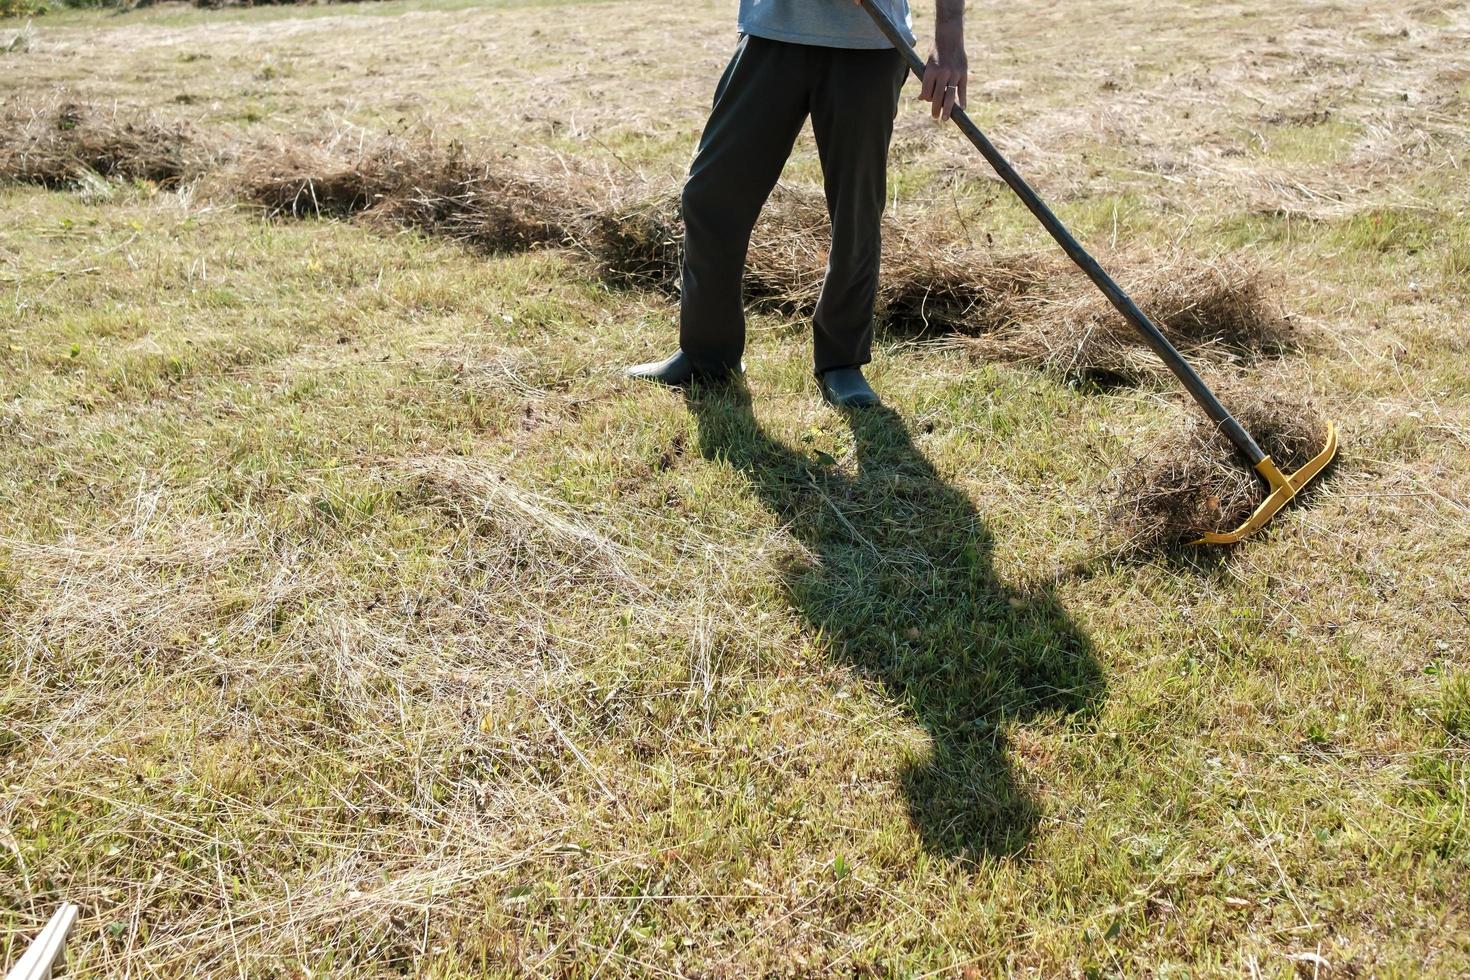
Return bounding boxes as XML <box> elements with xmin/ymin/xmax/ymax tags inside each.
<box><xmin>1</xmin><ymin>0</ymin><xmax>1468</xmax><ymax>975</ymax></box>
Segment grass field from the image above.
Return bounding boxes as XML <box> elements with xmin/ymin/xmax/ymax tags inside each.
<box><xmin>2</xmin><ymin>0</ymin><xmax>1468</xmax><ymax>975</ymax></box>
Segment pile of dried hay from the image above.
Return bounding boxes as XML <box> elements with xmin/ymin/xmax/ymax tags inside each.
<box><xmin>236</xmin><ymin>134</ymin><xmax>572</xmax><ymax>252</ymax></box>
<box><xmin>576</xmin><ymin>186</ymin><xmax>1289</xmax><ymax>368</ymax></box>
<box><xmin>236</xmin><ymin>138</ymin><xmax>406</xmax><ymax>218</ymax></box>
<box><xmin>578</xmin><ymin>185</ymin><xmax>834</xmax><ymax>303</ymax></box>
<box><xmin>1111</xmin><ymin>393</ymin><xmax>1331</xmax><ymax>549</ymax></box>
<box><xmin>580</xmin><ymin>191</ymin><xmax>682</xmax><ymax>291</ymax></box>
<box><xmin>977</xmin><ymin>256</ymin><xmax>1298</xmax><ymax>386</ymax></box>
<box><xmin>1136</xmin><ymin>257</ymin><xmax>1296</xmax><ymax>360</ymax></box>
<box><xmin>579</xmin><ymin>184</ymin><xmax>1045</xmax><ymax>335</ymax></box>
<box><xmin>0</xmin><ymin>100</ymin><xmax>199</xmax><ymax>188</ymax></box>
<box><xmin>879</xmin><ymin>242</ymin><xmax>1048</xmax><ymax>336</ymax></box>
<box><xmin>744</xmin><ymin>189</ymin><xmax>837</xmax><ymax>313</ymax></box>
<box><xmin>380</xmin><ymin>166</ymin><xmax>572</xmax><ymax>255</ymax></box>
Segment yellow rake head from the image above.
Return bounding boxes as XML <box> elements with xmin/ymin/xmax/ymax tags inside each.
<box><xmin>1194</xmin><ymin>422</ymin><xmax>1339</xmax><ymax>546</ymax></box>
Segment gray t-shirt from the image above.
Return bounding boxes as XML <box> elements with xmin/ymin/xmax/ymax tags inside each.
<box><xmin>737</xmin><ymin>0</ymin><xmax>915</xmax><ymax>50</ymax></box>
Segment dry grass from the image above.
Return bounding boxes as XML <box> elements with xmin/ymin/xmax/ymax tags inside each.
<box><xmin>398</xmin><ymin>453</ymin><xmax>653</xmax><ymax>592</ymax></box>
<box><xmin>578</xmin><ymin>178</ymin><xmax>1294</xmax><ymax>381</ymax></box>
<box><xmin>580</xmin><ymin>183</ymin><xmax>1044</xmax><ymax>334</ymax></box>
<box><xmin>877</xmin><ymin>240</ymin><xmax>1045</xmax><ymax>336</ymax></box>
<box><xmin>577</xmin><ymin>188</ymin><xmax>682</xmax><ymax>290</ymax></box>
<box><xmin>0</xmin><ymin>490</ymin><xmax>581</xmax><ymax>972</ymax></box>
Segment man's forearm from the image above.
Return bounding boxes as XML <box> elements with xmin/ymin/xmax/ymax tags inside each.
<box><xmin>937</xmin><ymin>0</ymin><xmax>964</xmax><ymax>25</ymax></box>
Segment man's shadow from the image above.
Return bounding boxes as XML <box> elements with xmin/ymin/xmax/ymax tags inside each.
<box><xmin>685</xmin><ymin>381</ymin><xmax>1104</xmax><ymax>861</ymax></box>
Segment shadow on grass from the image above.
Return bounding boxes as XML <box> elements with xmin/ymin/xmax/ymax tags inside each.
<box><xmin>685</xmin><ymin>381</ymin><xmax>1105</xmax><ymax>861</ymax></box>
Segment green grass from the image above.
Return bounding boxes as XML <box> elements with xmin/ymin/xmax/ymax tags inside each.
<box><xmin>1254</xmin><ymin>119</ymin><xmax>1363</xmax><ymax>166</ymax></box>
<box><xmin>2</xmin><ymin>0</ymin><xmax>1469</xmax><ymax>975</ymax></box>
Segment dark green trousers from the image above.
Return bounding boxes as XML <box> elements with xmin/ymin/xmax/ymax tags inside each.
<box><xmin>679</xmin><ymin>35</ymin><xmax>908</xmax><ymax>375</ymax></box>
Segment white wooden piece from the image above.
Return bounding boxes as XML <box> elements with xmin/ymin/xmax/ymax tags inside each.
<box><xmin>5</xmin><ymin>904</ymin><xmax>79</xmax><ymax>980</ymax></box>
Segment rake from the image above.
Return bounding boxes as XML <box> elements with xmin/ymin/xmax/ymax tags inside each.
<box><xmin>859</xmin><ymin>0</ymin><xmax>1337</xmax><ymax>544</ymax></box>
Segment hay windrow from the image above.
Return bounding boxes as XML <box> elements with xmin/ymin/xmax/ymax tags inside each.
<box><xmin>580</xmin><ymin>191</ymin><xmax>683</xmax><ymax>291</ymax></box>
<box><xmin>237</xmin><ymin>139</ymin><xmax>406</xmax><ymax>218</ymax></box>
<box><xmin>577</xmin><ymin>185</ymin><xmax>1288</xmax><ymax>367</ymax></box>
<box><xmin>1111</xmin><ymin>393</ymin><xmax>1332</xmax><ymax>549</ymax></box>
<box><xmin>0</xmin><ymin>99</ymin><xmax>1303</xmax><ymax>385</ymax></box>
<box><xmin>236</xmin><ymin>134</ymin><xmax>574</xmax><ymax>249</ymax></box>
<box><xmin>744</xmin><ymin>189</ymin><xmax>837</xmax><ymax>312</ymax></box>
<box><xmin>236</xmin><ymin>135</ymin><xmax>573</xmax><ymax>252</ymax></box>
<box><xmin>580</xmin><ymin>185</ymin><xmax>1048</xmax><ymax>335</ymax></box>
<box><xmin>879</xmin><ymin>244</ymin><xmax>1048</xmax><ymax>336</ymax></box>
<box><xmin>972</xmin><ymin>255</ymin><xmax>1299</xmax><ymax>386</ymax></box>
<box><xmin>577</xmin><ymin>186</ymin><xmax>834</xmax><ymax>304</ymax></box>
<box><xmin>1137</xmin><ymin>257</ymin><xmax>1296</xmax><ymax>358</ymax></box>
<box><xmin>0</xmin><ymin>100</ymin><xmax>199</xmax><ymax>188</ymax></box>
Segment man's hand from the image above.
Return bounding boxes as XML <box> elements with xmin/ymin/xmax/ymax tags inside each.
<box><xmin>922</xmin><ymin>1</ymin><xmax>968</xmax><ymax>122</ymax></box>
<box><xmin>853</xmin><ymin>0</ymin><xmax>968</xmax><ymax>122</ymax></box>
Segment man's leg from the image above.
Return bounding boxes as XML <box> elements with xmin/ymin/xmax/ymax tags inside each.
<box><xmin>676</xmin><ymin>36</ymin><xmax>811</xmax><ymax>372</ymax></box>
<box><xmin>808</xmin><ymin>46</ymin><xmax>908</xmax><ymax>377</ymax></box>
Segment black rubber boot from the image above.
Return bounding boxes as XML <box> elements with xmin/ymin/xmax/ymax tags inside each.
<box><xmin>818</xmin><ymin>367</ymin><xmax>881</xmax><ymax>408</ymax></box>
<box><xmin>626</xmin><ymin>350</ymin><xmax>741</xmax><ymax>388</ymax></box>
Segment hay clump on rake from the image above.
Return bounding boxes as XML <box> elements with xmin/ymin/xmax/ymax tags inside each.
<box><xmin>1111</xmin><ymin>393</ymin><xmax>1331</xmax><ymax>549</ymax></box>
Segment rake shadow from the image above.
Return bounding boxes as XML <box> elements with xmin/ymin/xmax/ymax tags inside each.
<box><xmin>685</xmin><ymin>383</ymin><xmax>1105</xmax><ymax>861</ymax></box>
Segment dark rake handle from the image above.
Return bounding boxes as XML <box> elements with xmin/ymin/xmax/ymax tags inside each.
<box><xmin>858</xmin><ymin>0</ymin><xmax>1267</xmax><ymax>467</ymax></box>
